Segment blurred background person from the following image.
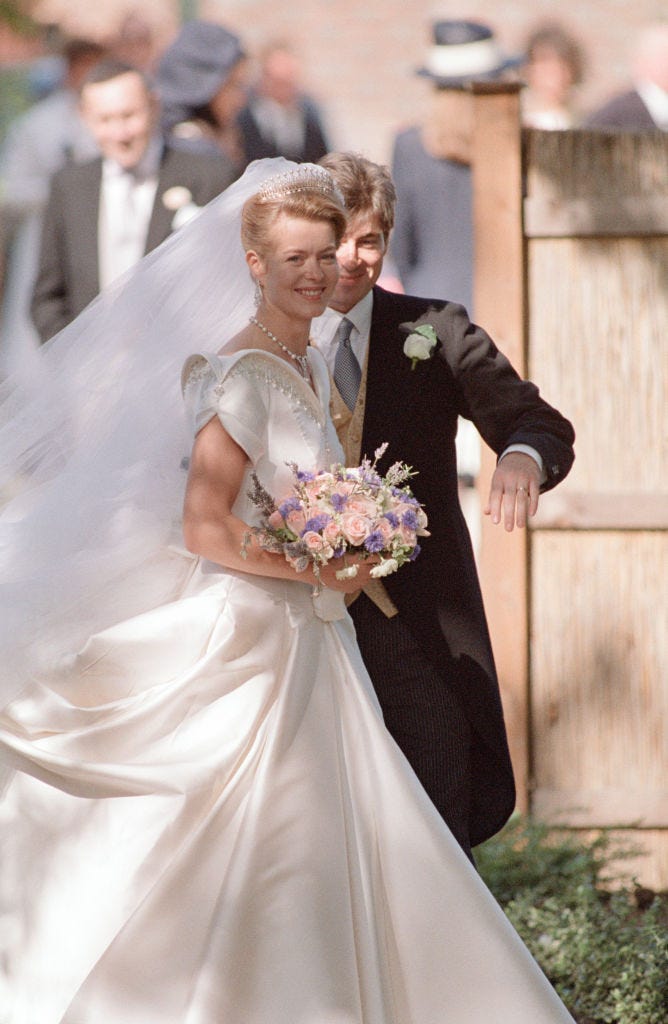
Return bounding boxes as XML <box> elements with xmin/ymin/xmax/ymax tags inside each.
<box><xmin>237</xmin><ymin>39</ymin><xmax>329</xmax><ymax>166</ymax></box>
<box><xmin>520</xmin><ymin>22</ymin><xmax>586</xmax><ymax>129</ymax></box>
<box><xmin>156</xmin><ymin>20</ymin><xmax>248</xmax><ymax>174</ymax></box>
<box><xmin>388</xmin><ymin>20</ymin><xmax>522</xmax><ymax>552</ymax></box>
<box><xmin>389</xmin><ymin>19</ymin><xmax>520</xmax><ymax>308</ymax></box>
<box><xmin>112</xmin><ymin>11</ymin><xmax>162</xmax><ymax>73</ymax></box>
<box><xmin>0</xmin><ymin>35</ymin><xmax>106</xmax><ymax>375</ymax></box>
<box><xmin>585</xmin><ymin>20</ymin><xmax>668</xmax><ymax>130</ymax></box>
<box><xmin>30</xmin><ymin>59</ymin><xmax>232</xmax><ymax>344</ymax></box>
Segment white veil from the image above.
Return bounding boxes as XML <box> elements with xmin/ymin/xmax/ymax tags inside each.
<box><xmin>0</xmin><ymin>157</ymin><xmax>303</xmax><ymax>707</ymax></box>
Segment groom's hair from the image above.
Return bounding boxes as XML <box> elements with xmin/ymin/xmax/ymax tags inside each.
<box><xmin>319</xmin><ymin>152</ymin><xmax>396</xmax><ymax>239</ymax></box>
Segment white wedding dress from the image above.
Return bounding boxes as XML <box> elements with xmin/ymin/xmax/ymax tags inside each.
<box><xmin>0</xmin><ymin>348</ymin><xmax>573</xmax><ymax>1023</ymax></box>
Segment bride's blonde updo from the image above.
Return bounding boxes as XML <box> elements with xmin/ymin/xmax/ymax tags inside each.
<box><xmin>241</xmin><ymin>165</ymin><xmax>347</xmax><ymax>255</ymax></box>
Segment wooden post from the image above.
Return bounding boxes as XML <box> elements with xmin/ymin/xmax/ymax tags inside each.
<box><xmin>470</xmin><ymin>83</ymin><xmax>530</xmax><ymax>813</ymax></box>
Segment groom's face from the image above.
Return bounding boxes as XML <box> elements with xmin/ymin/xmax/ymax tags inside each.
<box><xmin>328</xmin><ymin>212</ymin><xmax>386</xmax><ymax>313</ymax></box>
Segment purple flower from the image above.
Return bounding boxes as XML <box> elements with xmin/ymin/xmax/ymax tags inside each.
<box><xmin>296</xmin><ymin>470</ymin><xmax>315</xmax><ymax>482</ymax></box>
<box><xmin>331</xmin><ymin>492</ymin><xmax>348</xmax><ymax>512</ymax></box>
<box><xmin>364</xmin><ymin>530</ymin><xmax>386</xmax><ymax>554</ymax></box>
<box><xmin>408</xmin><ymin>543</ymin><xmax>421</xmax><ymax>562</ymax></box>
<box><xmin>278</xmin><ymin>495</ymin><xmax>303</xmax><ymax>518</ymax></box>
<box><xmin>360</xmin><ymin>469</ymin><xmax>382</xmax><ymax>488</ymax></box>
<box><xmin>302</xmin><ymin>513</ymin><xmax>331</xmax><ymax>535</ymax></box>
<box><xmin>402</xmin><ymin>509</ymin><xmax>419</xmax><ymax>531</ymax></box>
<box><xmin>383</xmin><ymin>511</ymin><xmax>399</xmax><ymax>528</ymax></box>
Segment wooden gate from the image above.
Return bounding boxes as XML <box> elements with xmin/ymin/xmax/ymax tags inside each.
<box><xmin>470</xmin><ymin>85</ymin><xmax>668</xmax><ymax>887</ymax></box>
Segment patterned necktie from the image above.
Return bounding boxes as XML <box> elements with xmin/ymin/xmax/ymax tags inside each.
<box><xmin>333</xmin><ymin>317</ymin><xmax>361</xmax><ymax>411</ymax></box>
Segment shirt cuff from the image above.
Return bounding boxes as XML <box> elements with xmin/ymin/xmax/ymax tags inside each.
<box><xmin>499</xmin><ymin>444</ymin><xmax>547</xmax><ymax>484</ymax></box>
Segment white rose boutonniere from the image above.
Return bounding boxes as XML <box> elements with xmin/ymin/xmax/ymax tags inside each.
<box><xmin>162</xmin><ymin>186</ymin><xmax>203</xmax><ymax>230</ymax></box>
<box><xmin>403</xmin><ymin>324</ymin><xmax>439</xmax><ymax>370</ymax></box>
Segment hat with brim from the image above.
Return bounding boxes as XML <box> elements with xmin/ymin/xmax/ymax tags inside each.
<box><xmin>416</xmin><ymin>20</ymin><xmax>521</xmax><ymax>87</ymax></box>
<box><xmin>157</xmin><ymin>21</ymin><xmax>245</xmax><ymax>129</ymax></box>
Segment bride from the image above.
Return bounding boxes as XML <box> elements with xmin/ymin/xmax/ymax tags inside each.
<box><xmin>0</xmin><ymin>159</ymin><xmax>573</xmax><ymax>1022</ymax></box>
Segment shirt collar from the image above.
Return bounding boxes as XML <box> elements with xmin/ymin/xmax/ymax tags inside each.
<box><xmin>313</xmin><ymin>290</ymin><xmax>374</xmax><ymax>341</ymax></box>
<box><xmin>102</xmin><ymin>135</ymin><xmax>163</xmax><ymax>181</ymax></box>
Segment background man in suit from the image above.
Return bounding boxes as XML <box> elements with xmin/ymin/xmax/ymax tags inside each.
<box><xmin>585</xmin><ymin>21</ymin><xmax>668</xmax><ymax>131</ymax></box>
<box><xmin>31</xmin><ymin>60</ymin><xmax>235</xmax><ymax>343</ymax></box>
<box><xmin>237</xmin><ymin>40</ymin><xmax>329</xmax><ymax>167</ymax></box>
<box><xmin>311</xmin><ymin>152</ymin><xmax>575</xmax><ymax>858</ymax></box>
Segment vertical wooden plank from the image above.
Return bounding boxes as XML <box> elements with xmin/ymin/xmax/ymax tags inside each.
<box><xmin>470</xmin><ymin>84</ymin><xmax>529</xmax><ymax>812</ymax></box>
<box><xmin>523</xmin><ymin>130</ymin><xmax>668</xmax><ymax>886</ymax></box>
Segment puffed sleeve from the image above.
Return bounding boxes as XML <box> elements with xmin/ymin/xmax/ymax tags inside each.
<box><xmin>181</xmin><ymin>353</ymin><xmax>267</xmax><ymax>464</ymax></box>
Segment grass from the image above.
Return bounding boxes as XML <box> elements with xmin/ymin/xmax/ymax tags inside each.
<box><xmin>476</xmin><ymin>816</ymin><xmax>668</xmax><ymax>1024</ymax></box>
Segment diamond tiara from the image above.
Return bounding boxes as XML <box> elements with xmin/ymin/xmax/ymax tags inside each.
<box><xmin>256</xmin><ymin>165</ymin><xmax>344</xmax><ymax>205</ymax></box>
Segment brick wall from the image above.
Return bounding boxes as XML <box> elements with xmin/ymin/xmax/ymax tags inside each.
<box><xmin>10</xmin><ymin>0</ymin><xmax>667</xmax><ymax>162</ymax></box>
<box><xmin>199</xmin><ymin>0</ymin><xmax>666</xmax><ymax>162</ymax></box>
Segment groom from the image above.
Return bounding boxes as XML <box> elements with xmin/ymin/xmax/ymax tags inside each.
<box><xmin>312</xmin><ymin>152</ymin><xmax>575</xmax><ymax>857</ymax></box>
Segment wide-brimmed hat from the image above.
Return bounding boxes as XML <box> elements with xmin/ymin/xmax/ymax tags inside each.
<box><xmin>416</xmin><ymin>20</ymin><xmax>521</xmax><ymax>87</ymax></box>
<box><xmin>156</xmin><ymin>21</ymin><xmax>245</xmax><ymax>129</ymax></box>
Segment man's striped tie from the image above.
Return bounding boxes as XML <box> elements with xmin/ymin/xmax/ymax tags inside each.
<box><xmin>333</xmin><ymin>317</ymin><xmax>361</xmax><ymax>410</ymax></box>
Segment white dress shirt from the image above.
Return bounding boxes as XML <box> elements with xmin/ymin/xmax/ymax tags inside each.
<box><xmin>98</xmin><ymin>138</ymin><xmax>161</xmax><ymax>290</ymax></box>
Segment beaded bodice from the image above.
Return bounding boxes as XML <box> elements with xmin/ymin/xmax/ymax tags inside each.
<box><xmin>182</xmin><ymin>348</ymin><xmax>344</xmax><ymax>526</ymax></box>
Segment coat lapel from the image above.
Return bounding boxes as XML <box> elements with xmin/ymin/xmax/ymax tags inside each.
<box><xmin>364</xmin><ymin>287</ymin><xmax>418</xmax><ymax>463</ymax></box>
<box><xmin>145</xmin><ymin>148</ymin><xmax>182</xmax><ymax>253</ymax></box>
<box><xmin>75</xmin><ymin>161</ymin><xmax>103</xmax><ymax>293</ymax></box>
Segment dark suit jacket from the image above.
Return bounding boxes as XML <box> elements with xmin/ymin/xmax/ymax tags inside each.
<box><xmin>31</xmin><ymin>145</ymin><xmax>235</xmax><ymax>343</ymax></box>
<box><xmin>237</xmin><ymin>97</ymin><xmax>329</xmax><ymax>167</ymax></box>
<box><xmin>356</xmin><ymin>286</ymin><xmax>575</xmax><ymax>845</ymax></box>
<box><xmin>584</xmin><ymin>89</ymin><xmax>659</xmax><ymax>131</ymax></box>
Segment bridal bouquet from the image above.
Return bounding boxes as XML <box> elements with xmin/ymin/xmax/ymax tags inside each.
<box><xmin>243</xmin><ymin>444</ymin><xmax>429</xmax><ymax>581</ymax></box>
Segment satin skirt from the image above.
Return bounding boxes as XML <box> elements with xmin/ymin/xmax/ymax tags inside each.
<box><xmin>0</xmin><ymin>566</ymin><xmax>573</xmax><ymax>1023</ymax></box>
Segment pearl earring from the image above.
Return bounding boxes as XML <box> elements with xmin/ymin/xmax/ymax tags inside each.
<box><xmin>254</xmin><ymin>281</ymin><xmax>262</xmax><ymax>308</ymax></box>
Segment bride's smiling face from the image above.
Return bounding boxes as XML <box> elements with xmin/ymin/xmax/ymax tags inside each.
<box><xmin>248</xmin><ymin>213</ymin><xmax>340</xmax><ymax>320</ymax></box>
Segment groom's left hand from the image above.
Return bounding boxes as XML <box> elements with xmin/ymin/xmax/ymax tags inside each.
<box><xmin>483</xmin><ymin>452</ymin><xmax>541</xmax><ymax>532</ymax></box>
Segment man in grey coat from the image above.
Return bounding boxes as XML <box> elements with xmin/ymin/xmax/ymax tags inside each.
<box><xmin>390</xmin><ymin>19</ymin><xmax>521</xmax><ymax>306</ymax></box>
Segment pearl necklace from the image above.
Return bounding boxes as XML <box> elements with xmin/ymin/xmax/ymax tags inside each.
<box><xmin>249</xmin><ymin>316</ymin><xmax>310</xmax><ymax>379</ymax></box>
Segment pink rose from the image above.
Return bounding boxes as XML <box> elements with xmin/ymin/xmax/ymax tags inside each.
<box><xmin>304</xmin><ymin>473</ymin><xmax>334</xmax><ymax>500</ymax></box>
<box><xmin>323</xmin><ymin>520</ymin><xmax>343</xmax><ymax>547</ymax></box>
<box><xmin>302</xmin><ymin>531</ymin><xmax>334</xmax><ymax>558</ymax></box>
<box><xmin>286</xmin><ymin>509</ymin><xmax>307</xmax><ymax>534</ymax></box>
<box><xmin>341</xmin><ymin>512</ymin><xmax>372</xmax><ymax>547</ymax></box>
<box><xmin>374</xmin><ymin>518</ymin><xmax>395</xmax><ymax>546</ymax></box>
<box><xmin>267</xmin><ymin>510</ymin><xmax>285</xmax><ymax>530</ymax></box>
<box><xmin>347</xmin><ymin>496</ymin><xmax>378</xmax><ymax>517</ymax></box>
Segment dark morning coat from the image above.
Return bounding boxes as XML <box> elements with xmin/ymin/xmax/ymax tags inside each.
<box><xmin>353</xmin><ymin>286</ymin><xmax>575</xmax><ymax>846</ymax></box>
<box><xmin>30</xmin><ymin>146</ymin><xmax>236</xmax><ymax>343</ymax></box>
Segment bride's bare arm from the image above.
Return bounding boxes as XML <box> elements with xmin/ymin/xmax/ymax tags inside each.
<box><xmin>182</xmin><ymin>417</ymin><xmax>376</xmax><ymax>593</ymax></box>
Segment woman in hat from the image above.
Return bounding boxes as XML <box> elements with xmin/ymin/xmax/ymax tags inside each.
<box><xmin>156</xmin><ymin>20</ymin><xmax>249</xmax><ymax>172</ymax></box>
